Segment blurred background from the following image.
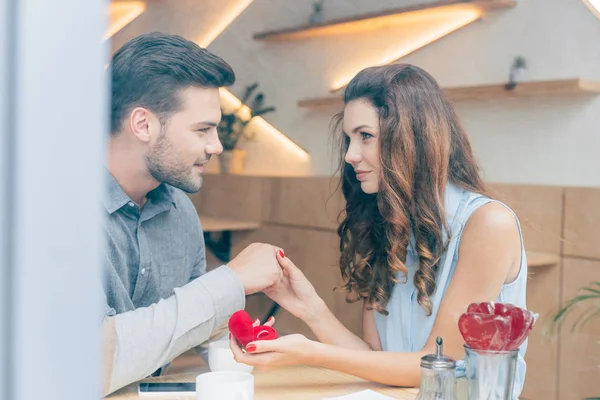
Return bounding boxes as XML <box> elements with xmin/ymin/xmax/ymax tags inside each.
<box><xmin>1</xmin><ymin>0</ymin><xmax>599</xmax><ymax>399</ymax></box>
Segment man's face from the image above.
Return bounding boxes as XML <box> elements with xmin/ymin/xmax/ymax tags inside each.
<box><xmin>145</xmin><ymin>86</ymin><xmax>223</xmax><ymax>193</ymax></box>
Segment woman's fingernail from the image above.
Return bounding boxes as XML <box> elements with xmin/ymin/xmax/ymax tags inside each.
<box><xmin>268</xmin><ymin>316</ymin><xmax>274</xmax><ymax>323</ymax></box>
<box><xmin>229</xmin><ymin>333</ymin><xmax>231</xmax><ymax>340</ymax></box>
<box><xmin>246</xmin><ymin>344</ymin><xmax>256</xmax><ymax>353</ymax></box>
<box><xmin>278</xmin><ymin>249</ymin><xmax>285</xmax><ymax>258</ymax></box>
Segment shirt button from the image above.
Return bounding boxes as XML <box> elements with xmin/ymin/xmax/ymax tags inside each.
<box><xmin>128</xmin><ymin>202</ymin><xmax>135</xmax><ymax>207</ymax></box>
<box><xmin>141</xmin><ymin>268</ymin><xmax>146</xmax><ymax>275</ymax></box>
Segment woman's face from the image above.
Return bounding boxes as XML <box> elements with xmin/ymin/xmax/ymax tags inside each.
<box><xmin>343</xmin><ymin>99</ymin><xmax>380</xmax><ymax>194</ymax></box>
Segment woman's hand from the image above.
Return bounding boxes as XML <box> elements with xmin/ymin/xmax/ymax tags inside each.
<box><xmin>230</xmin><ymin>333</ymin><xmax>315</xmax><ymax>370</ymax></box>
<box><xmin>263</xmin><ymin>253</ymin><xmax>325</xmax><ymax>321</ymax></box>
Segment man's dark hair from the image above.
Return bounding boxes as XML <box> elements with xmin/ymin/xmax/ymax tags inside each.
<box><xmin>109</xmin><ymin>32</ymin><xmax>235</xmax><ymax>135</ymax></box>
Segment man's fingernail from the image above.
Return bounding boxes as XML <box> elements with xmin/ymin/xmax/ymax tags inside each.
<box><xmin>246</xmin><ymin>344</ymin><xmax>256</xmax><ymax>353</ymax></box>
<box><xmin>278</xmin><ymin>250</ymin><xmax>285</xmax><ymax>258</ymax></box>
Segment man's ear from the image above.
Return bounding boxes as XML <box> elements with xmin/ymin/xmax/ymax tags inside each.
<box><xmin>128</xmin><ymin>107</ymin><xmax>153</xmax><ymax>143</ymax></box>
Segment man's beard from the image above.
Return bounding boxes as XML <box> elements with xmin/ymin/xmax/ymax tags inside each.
<box><xmin>145</xmin><ymin>131</ymin><xmax>204</xmax><ymax>193</ymax></box>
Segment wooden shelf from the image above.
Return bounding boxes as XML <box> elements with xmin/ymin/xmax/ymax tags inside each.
<box><xmin>199</xmin><ymin>216</ymin><xmax>260</xmax><ymax>233</ymax></box>
<box><xmin>298</xmin><ymin>79</ymin><xmax>600</xmax><ymax>108</ymax></box>
<box><xmin>444</xmin><ymin>78</ymin><xmax>600</xmax><ymax>101</ymax></box>
<box><xmin>254</xmin><ymin>0</ymin><xmax>515</xmax><ymax>41</ymax></box>
<box><xmin>527</xmin><ymin>251</ymin><xmax>559</xmax><ymax>269</ymax></box>
<box><xmin>298</xmin><ymin>96</ymin><xmax>343</xmax><ymax>108</ymax></box>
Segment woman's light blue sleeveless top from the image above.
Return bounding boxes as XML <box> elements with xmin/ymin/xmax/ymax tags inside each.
<box><xmin>373</xmin><ymin>183</ymin><xmax>528</xmax><ymax>399</ymax></box>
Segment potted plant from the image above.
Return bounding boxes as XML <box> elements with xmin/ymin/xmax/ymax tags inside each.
<box><xmin>551</xmin><ymin>281</ymin><xmax>600</xmax><ymax>331</ymax></box>
<box><xmin>550</xmin><ymin>280</ymin><xmax>599</xmax><ymax>400</ymax></box>
<box><xmin>218</xmin><ymin>82</ymin><xmax>276</xmax><ymax>174</ymax></box>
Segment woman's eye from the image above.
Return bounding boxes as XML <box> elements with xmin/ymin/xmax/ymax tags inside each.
<box><xmin>361</xmin><ymin>132</ymin><xmax>373</xmax><ymax>140</ymax></box>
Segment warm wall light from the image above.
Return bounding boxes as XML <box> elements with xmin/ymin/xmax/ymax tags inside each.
<box><xmin>330</xmin><ymin>8</ymin><xmax>481</xmax><ymax>92</ymax></box>
<box><xmin>195</xmin><ymin>1</ymin><xmax>308</xmax><ymax>159</ymax></box>
<box><xmin>197</xmin><ymin>0</ymin><xmax>254</xmax><ymax>48</ymax></box>
<box><xmin>105</xmin><ymin>2</ymin><xmax>146</xmax><ymax>40</ymax></box>
<box><xmin>584</xmin><ymin>0</ymin><xmax>600</xmax><ymax>19</ymax></box>
<box><xmin>219</xmin><ymin>88</ymin><xmax>309</xmax><ymax>159</ymax></box>
<box><xmin>202</xmin><ymin>2</ymin><xmax>309</xmax><ymax>159</ymax></box>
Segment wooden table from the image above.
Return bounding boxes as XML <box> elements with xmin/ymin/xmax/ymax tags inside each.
<box><xmin>107</xmin><ymin>364</ymin><xmax>418</xmax><ymax>400</ymax></box>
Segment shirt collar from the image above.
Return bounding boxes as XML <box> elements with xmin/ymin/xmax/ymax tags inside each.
<box><xmin>103</xmin><ymin>171</ymin><xmax>177</xmax><ymax>214</ymax></box>
<box><xmin>104</xmin><ymin>172</ymin><xmax>131</xmax><ymax>214</ymax></box>
<box><xmin>147</xmin><ymin>182</ymin><xmax>178</xmax><ymax>212</ymax></box>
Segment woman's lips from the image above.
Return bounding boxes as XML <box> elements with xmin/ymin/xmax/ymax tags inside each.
<box><xmin>355</xmin><ymin>171</ymin><xmax>370</xmax><ymax>181</ymax></box>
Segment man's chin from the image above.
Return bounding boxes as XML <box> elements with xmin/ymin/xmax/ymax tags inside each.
<box><xmin>170</xmin><ymin>176</ymin><xmax>203</xmax><ymax>194</ymax></box>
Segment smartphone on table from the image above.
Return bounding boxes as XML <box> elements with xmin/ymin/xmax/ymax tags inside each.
<box><xmin>138</xmin><ymin>382</ymin><xmax>196</xmax><ymax>396</ymax></box>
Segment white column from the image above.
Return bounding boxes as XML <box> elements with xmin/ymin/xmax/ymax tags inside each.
<box><xmin>0</xmin><ymin>0</ymin><xmax>11</xmax><ymax>398</ymax></box>
<box><xmin>1</xmin><ymin>0</ymin><xmax>108</xmax><ymax>399</ymax></box>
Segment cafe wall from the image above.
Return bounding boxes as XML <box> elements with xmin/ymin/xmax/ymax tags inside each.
<box><xmin>113</xmin><ymin>0</ymin><xmax>600</xmax><ymax>185</ymax></box>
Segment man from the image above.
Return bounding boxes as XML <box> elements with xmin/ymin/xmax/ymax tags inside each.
<box><xmin>101</xmin><ymin>32</ymin><xmax>282</xmax><ymax>394</ymax></box>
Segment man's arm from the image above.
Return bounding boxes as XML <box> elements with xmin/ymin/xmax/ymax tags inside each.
<box><xmin>189</xmin><ymin>225</ymin><xmax>228</xmax><ymax>364</ymax></box>
<box><xmin>102</xmin><ymin>265</ymin><xmax>244</xmax><ymax>395</ymax></box>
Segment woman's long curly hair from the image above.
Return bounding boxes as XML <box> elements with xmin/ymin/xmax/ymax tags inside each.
<box><xmin>335</xmin><ymin>64</ymin><xmax>488</xmax><ymax>316</ymax></box>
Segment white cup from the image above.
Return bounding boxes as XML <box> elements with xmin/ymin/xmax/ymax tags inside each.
<box><xmin>196</xmin><ymin>371</ymin><xmax>254</xmax><ymax>400</ymax></box>
<box><xmin>208</xmin><ymin>340</ymin><xmax>254</xmax><ymax>373</ymax></box>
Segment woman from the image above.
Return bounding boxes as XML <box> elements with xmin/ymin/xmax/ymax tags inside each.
<box><xmin>230</xmin><ymin>64</ymin><xmax>528</xmax><ymax>398</ymax></box>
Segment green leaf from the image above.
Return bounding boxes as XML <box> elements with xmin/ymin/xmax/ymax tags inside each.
<box><xmin>240</xmin><ymin>82</ymin><xmax>259</xmax><ymax>105</ymax></box>
<box><xmin>554</xmin><ymin>294</ymin><xmax>600</xmax><ymax>321</ymax></box>
<box><xmin>581</xmin><ymin>284</ymin><xmax>600</xmax><ymax>296</ymax></box>
<box><xmin>571</xmin><ymin>306</ymin><xmax>597</xmax><ymax>332</ymax></box>
<box><xmin>580</xmin><ymin>309</ymin><xmax>600</xmax><ymax>329</ymax></box>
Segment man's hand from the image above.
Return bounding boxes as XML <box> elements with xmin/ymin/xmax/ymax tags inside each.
<box><xmin>227</xmin><ymin>243</ymin><xmax>283</xmax><ymax>295</ymax></box>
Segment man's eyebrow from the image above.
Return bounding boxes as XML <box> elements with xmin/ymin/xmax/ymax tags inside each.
<box><xmin>192</xmin><ymin>121</ymin><xmax>218</xmax><ymax>127</ymax></box>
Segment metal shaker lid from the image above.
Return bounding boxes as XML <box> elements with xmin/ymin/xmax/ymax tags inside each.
<box><xmin>420</xmin><ymin>336</ymin><xmax>456</xmax><ymax>370</ymax></box>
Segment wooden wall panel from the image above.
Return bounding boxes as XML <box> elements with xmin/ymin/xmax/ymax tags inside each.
<box><xmin>564</xmin><ymin>187</ymin><xmax>600</xmax><ymax>259</ymax></box>
<box><xmin>333</xmin><ymin>291</ymin><xmax>364</xmax><ymax>338</ymax></box>
<box><xmin>262</xmin><ymin>177</ymin><xmax>344</xmax><ymax>230</ymax></box>
<box><xmin>521</xmin><ymin>264</ymin><xmax>561</xmax><ymax>400</ymax></box>
<box><xmin>490</xmin><ymin>184</ymin><xmax>564</xmax><ymax>254</ymax></box>
<box><xmin>194</xmin><ymin>175</ymin><xmax>265</xmax><ymax>221</ymax></box>
<box><xmin>559</xmin><ymin>258</ymin><xmax>600</xmax><ymax>400</ymax></box>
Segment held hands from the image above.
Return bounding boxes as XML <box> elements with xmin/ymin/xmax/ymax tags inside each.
<box><xmin>228</xmin><ymin>252</ymin><xmax>321</xmax><ymax>370</ymax></box>
<box><xmin>227</xmin><ymin>243</ymin><xmax>283</xmax><ymax>295</ymax></box>
<box><xmin>227</xmin><ymin>243</ymin><xmax>325</xmax><ymax>322</ymax></box>
<box><xmin>263</xmin><ymin>252</ymin><xmax>324</xmax><ymax>321</ymax></box>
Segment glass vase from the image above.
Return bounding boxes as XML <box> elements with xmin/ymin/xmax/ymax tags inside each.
<box><xmin>464</xmin><ymin>346</ymin><xmax>518</xmax><ymax>400</ymax></box>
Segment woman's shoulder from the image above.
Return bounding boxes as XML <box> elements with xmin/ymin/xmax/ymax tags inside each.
<box><xmin>466</xmin><ymin>201</ymin><xmax>518</xmax><ymax>234</ymax></box>
<box><xmin>449</xmin><ymin>183</ymin><xmax>517</xmax><ymax>219</ymax></box>
<box><xmin>447</xmin><ymin>183</ymin><xmax>521</xmax><ymax>242</ymax></box>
